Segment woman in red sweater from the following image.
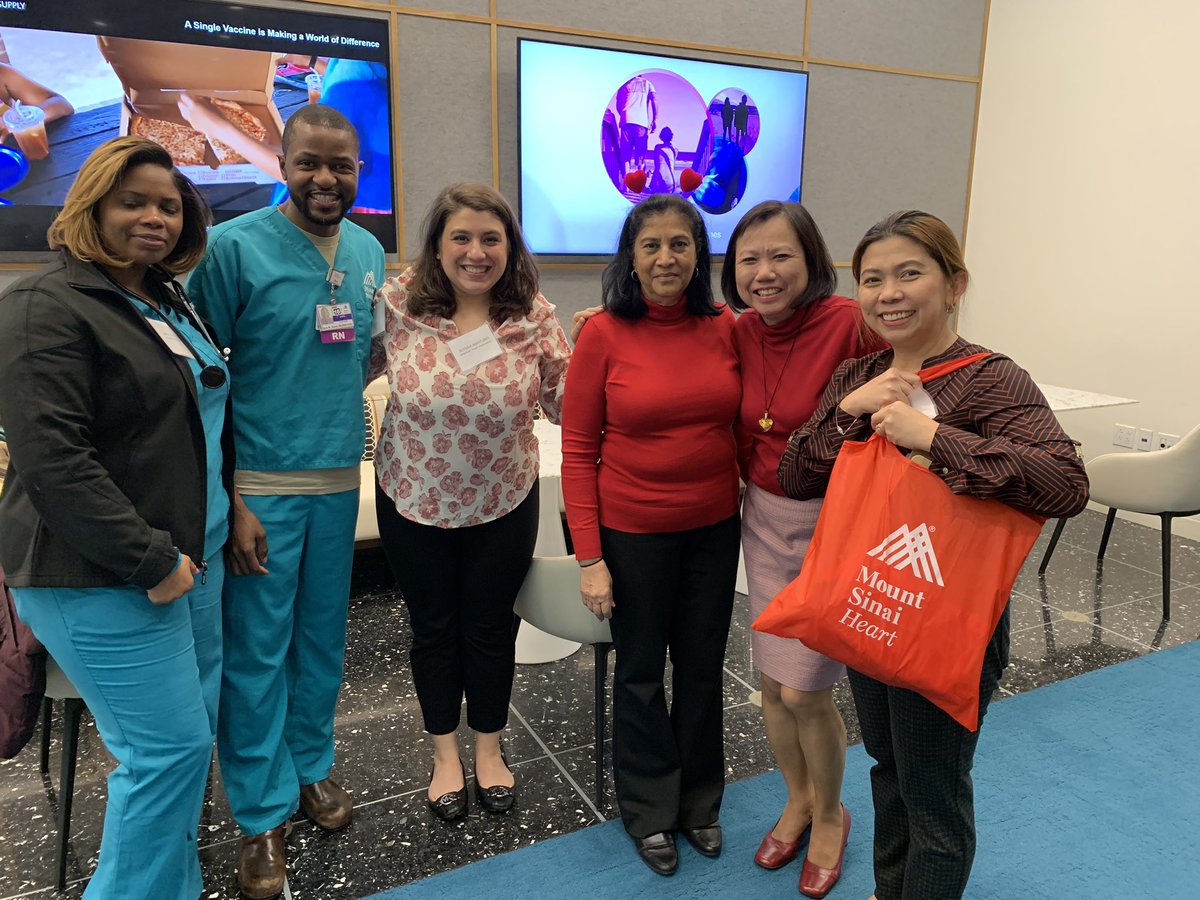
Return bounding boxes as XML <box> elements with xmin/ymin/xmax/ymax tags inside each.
<box><xmin>728</xmin><ymin>201</ymin><xmax>878</xmax><ymax>897</ymax></box>
<box><xmin>562</xmin><ymin>194</ymin><xmax>741</xmax><ymax>877</ymax></box>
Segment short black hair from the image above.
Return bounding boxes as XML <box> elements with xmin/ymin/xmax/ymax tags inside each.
<box><xmin>281</xmin><ymin>103</ymin><xmax>360</xmax><ymax>157</ymax></box>
<box><xmin>601</xmin><ymin>194</ymin><xmax>719</xmax><ymax>320</ymax></box>
<box><xmin>722</xmin><ymin>200</ymin><xmax>837</xmax><ymax>312</ymax></box>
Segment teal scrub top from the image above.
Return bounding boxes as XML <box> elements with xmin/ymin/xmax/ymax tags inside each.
<box><xmin>187</xmin><ymin>208</ymin><xmax>386</xmax><ymax>472</ymax></box>
<box><xmin>130</xmin><ymin>297</ymin><xmax>231</xmax><ymax>557</ymax></box>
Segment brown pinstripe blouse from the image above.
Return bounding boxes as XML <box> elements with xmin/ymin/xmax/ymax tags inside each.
<box><xmin>778</xmin><ymin>337</ymin><xmax>1090</xmax><ymax>518</ymax></box>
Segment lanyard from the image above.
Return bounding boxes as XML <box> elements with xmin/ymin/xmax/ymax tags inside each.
<box><xmin>108</xmin><ymin>272</ymin><xmax>229</xmax><ymax>389</ymax></box>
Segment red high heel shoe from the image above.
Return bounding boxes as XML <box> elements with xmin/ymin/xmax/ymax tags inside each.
<box><xmin>754</xmin><ymin>817</ymin><xmax>811</xmax><ymax>870</ymax></box>
<box><xmin>798</xmin><ymin>805</ymin><xmax>851</xmax><ymax>898</ymax></box>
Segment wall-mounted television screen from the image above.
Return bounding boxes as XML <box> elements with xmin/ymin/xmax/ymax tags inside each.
<box><xmin>518</xmin><ymin>39</ymin><xmax>809</xmax><ymax>255</ymax></box>
<box><xmin>0</xmin><ymin>0</ymin><xmax>396</xmax><ymax>253</ymax></box>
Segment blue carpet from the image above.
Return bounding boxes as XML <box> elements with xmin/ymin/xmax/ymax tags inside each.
<box><xmin>374</xmin><ymin>641</ymin><xmax>1200</xmax><ymax>899</ymax></box>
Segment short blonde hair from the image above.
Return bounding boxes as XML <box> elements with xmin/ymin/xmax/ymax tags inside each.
<box><xmin>48</xmin><ymin>136</ymin><xmax>210</xmax><ymax>275</ymax></box>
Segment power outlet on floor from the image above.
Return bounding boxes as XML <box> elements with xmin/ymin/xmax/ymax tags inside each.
<box><xmin>1156</xmin><ymin>432</ymin><xmax>1181</xmax><ymax>450</ymax></box>
<box><xmin>1136</xmin><ymin>428</ymin><xmax>1154</xmax><ymax>451</ymax></box>
<box><xmin>1112</xmin><ymin>424</ymin><xmax>1136</xmax><ymax>449</ymax></box>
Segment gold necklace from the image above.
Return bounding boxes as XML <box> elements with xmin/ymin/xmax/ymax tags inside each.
<box><xmin>759</xmin><ymin>331</ymin><xmax>801</xmax><ymax>432</ymax></box>
<box><xmin>757</xmin><ymin>307</ymin><xmax>811</xmax><ymax>432</ymax></box>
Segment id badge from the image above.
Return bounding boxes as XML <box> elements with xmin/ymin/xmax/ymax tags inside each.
<box><xmin>315</xmin><ymin>302</ymin><xmax>356</xmax><ymax>344</ymax></box>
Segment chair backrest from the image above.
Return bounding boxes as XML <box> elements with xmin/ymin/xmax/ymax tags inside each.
<box><xmin>44</xmin><ymin>655</ymin><xmax>81</xmax><ymax>701</ymax></box>
<box><xmin>1164</xmin><ymin>423</ymin><xmax>1200</xmax><ymax>509</ymax></box>
<box><xmin>514</xmin><ymin>555</ymin><xmax>612</xmax><ymax>644</ymax></box>
<box><xmin>1088</xmin><ymin>422</ymin><xmax>1200</xmax><ymax>513</ymax></box>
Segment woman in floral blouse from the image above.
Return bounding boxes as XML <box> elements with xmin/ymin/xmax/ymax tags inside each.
<box><xmin>369</xmin><ymin>183</ymin><xmax>571</xmax><ymax>820</ymax></box>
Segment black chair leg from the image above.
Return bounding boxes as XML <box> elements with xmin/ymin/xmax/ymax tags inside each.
<box><xmin>1161</xmin><ymin>514</ymin><xmax>1172</xmax><ymax>621</ymax></box>
<box><xmin>1038</xmin><ymin>517</ymin><xmax>1068</xmax><ymax>574</ymax></box>
<box><xmin>56</xmin><ymin>698</ymin><xmax>85</xmax><ymax>892</ymax></box>
<box><xmin>1097</xmin><ymin>507</ymin><xmax>1118</xmax><ymax>560</ymax></box>
<box><xmin>593</xmin><ymin>641</ymin><xmax>614</xmax><ymax>808</ymax></box>
<box><xmin>40</xmin><ymin>697</ymin><xmax>52</xmax><ymax>775</ymax></box>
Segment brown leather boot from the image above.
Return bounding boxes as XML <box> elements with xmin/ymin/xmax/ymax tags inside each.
<box><xmin>299</xmin><ymin>777</ymin><xmax>353</xmax><ymax>831</ymax></box>
<box><xmin>237</xmin><ymin>825</ymin><xmax>286</xmax><ymax>899</ymax></box>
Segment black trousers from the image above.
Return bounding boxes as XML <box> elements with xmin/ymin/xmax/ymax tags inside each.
<box><xmin>848</xmin><ymin>606</ymin><xmax>1010</xmax><ymax>900</ymax></box>
<box><xmin>376</xmin><ymin>482</ymin><xmax>538</xmax><ymax>736</ymax></box>
<box><xmin>602</xmin><ymin>514</ymin><xmax>740</xmax><ymax>838</ymax></box>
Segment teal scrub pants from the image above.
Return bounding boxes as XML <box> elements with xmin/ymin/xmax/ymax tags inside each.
<box><xmin>217</xmin><ymin>489</ymin><xmax>359</xmax><ymax>835</ymax></box>
<box><xmin>13</xmin><ymin>556</ymin><xmax>224</xmax><ymax>900</ymax></box>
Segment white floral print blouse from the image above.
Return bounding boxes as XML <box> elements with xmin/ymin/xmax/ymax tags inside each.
<box><xmin>370</xmin><ymin>269</ymin><xmax>571</xmax><ymax>527</ymax></box>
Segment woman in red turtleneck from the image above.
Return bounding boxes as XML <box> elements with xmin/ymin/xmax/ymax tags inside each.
<box><xmin>562</xmin><ymin>194</ymin><xmax>741</xmax><ymax>877</ymax></box>
<box><xmin>728</xmin><ymin>201</ymin><xmax>879</xmax><ymax>898</ymax></box>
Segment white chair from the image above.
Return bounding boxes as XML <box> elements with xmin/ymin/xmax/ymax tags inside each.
<box><xmin>513</xmin><ymin>555</ymin><xmax>613</xmax><ymax>806</ymax></box>
<box><xmin>514</xmin><ymin>468</ymin><xmax>582</xmax><ymax>664</ymax></box>
<box><xmin>1039</xmin><ymin>423</ymin><xmax>1200</xmax><ymax>620</ymax></box>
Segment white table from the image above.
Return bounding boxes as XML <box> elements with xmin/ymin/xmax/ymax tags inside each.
<box><xmin>1038</xmin><ymin>384</ymin><xmax>1136</xmax><ymax>413</ymax></box>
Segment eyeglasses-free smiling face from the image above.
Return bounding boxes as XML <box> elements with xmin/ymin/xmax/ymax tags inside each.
<box><xmin>632</xmin><ymin>211</ymin><xmax>697</xmax><ymax>306</ymax></box>
<box><xmin>438</xmin><ymin>207</ymin><xmax>509</xmax><ymax>305</ymax></box>
<box><xmin>857</xmin><ymin>235</ymin><xmax>966</xmax><ymax>355</ymax></box>
<box><xmin>98</xmin><ymin>163</ymin><xmax>183</xmax><ymax>271</ymax></box>
<box><xmin>279</xmin><ymin>122</ymin><xmax>362</xmax><ymax>235</ymax></box>
<box><xmin>733</xmin><ymin>214</ymin><xmax>810</xmax><ymax>326</ymax></box>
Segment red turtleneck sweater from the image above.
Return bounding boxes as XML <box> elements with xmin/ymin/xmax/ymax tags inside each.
<box><xmin>734</xmin><ymin>295</ymin><xmax>879</xmax><ymax>496</ymax></box>
<box><xmin>562</xmin><ymin>299</ymin><xmax>740</xmax><ymax>560</ymax></box>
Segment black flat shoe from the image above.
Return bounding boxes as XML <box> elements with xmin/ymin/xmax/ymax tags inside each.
<box><xmin>474</xmin><ymin>779</ymin><xmax>515</xmax><ymax>813</ymax></box>
<box><xmin>426</xmin><ymin>759</ymin><xmax>468</xmax><ymax>821</ymax></box>
<box><xmin>474</xmin><ymin>745</ymin><xmax>516</xmax><ymax>813</ymax></box>
<box><xmin>633</xmin><ymin>831</ymin><xmax>678</xmax><ymax>876</ymax></box>
<box><xmin>681</xmin><ymin>822</ymin><xmax>722</xmax><ymax>857</ymax></box>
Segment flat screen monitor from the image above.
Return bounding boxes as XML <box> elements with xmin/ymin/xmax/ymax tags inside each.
<box><xmin>0</xmin><ymin>0</ymin><xmax>396</xmax><ymax>253</ymax></box>
<box><xmin>518</xmin><ymin>39</ymin><xmax>809</xmax><ymax>256</ymax></box>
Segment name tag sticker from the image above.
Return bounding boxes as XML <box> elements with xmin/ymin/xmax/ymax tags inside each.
<box><xmin>147</xmin><ymin>319</ymin><xmax>195</xmax><ymax>360</ymax></box>
<box><xmin>447</xmin><ymin>324</ymin><xmax>503</xmax><ymax>371</ymax></box>
<box><xmin>908</xmin><ymin>386</ymin><xmax>938</xmax><ymax>418</ymax></box>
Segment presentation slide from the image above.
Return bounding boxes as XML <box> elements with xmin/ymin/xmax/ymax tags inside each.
<box><xmin>519</xmin><ymin>39</ymin><xmax>808</xmax><ymax>255</ymax></box>
<box><xmin>0</xmin><ymin>0</ymin><xmax>395</xmax><ymax>252</ymax></box>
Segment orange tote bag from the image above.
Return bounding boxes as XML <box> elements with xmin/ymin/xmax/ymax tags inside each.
<box><xmin>753</xmin><ymin>357</ymin><xmax>1045</xmax><ymax>730</ymax></box>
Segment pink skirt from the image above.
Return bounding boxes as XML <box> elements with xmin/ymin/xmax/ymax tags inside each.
<box><xmin>743</xmin><ymin>482</ymin><xmax>845</xmax><ymax>692</ymax></box>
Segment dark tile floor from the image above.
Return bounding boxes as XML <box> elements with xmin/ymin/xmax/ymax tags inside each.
<box><xmin>2</xmin><ymin>508</ymin><xmax>1197</xmax><ymax>899</ymax></box>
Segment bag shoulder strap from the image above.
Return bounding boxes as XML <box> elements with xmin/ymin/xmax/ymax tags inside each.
<box><xmin>918</xmin><ymin>351</ymin><xmax>991</xmax><ymax>384</ymax></box>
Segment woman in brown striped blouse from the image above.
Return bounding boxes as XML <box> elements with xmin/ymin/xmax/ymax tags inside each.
<box><xmin>778</xmin><ymin>210</ymin><xmax>1088</xmax><ymax>900</ymax></box>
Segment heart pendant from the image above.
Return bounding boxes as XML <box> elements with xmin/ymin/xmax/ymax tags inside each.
<box><xmin>758</xmin><ymin>415</ymin><xmax>774</xmax><ymax>432</ymax></box>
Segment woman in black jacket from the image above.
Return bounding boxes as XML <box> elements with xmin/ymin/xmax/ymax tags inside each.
<box><xmin>0</xmin><ymin>137</ymin><xmax>230</xmax><ymax>900</ymax></box>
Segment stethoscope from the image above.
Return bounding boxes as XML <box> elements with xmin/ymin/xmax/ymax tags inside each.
<box><xmin>161</xmin><ymin>278</ymin><xmax>230</xmax><ymax>389</ymax></box>
<box><xmin>109</xmin><ymin>269</ymin><xmax>230</xmax><ymax>389</ymax></box>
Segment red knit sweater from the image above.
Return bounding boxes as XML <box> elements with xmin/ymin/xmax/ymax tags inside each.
<box><xmin>562</xmin><ymin>299</ymin><xmax>741</xmax><ymax>560</ymax></box>
<box><xmin>734</xmin><ymin>296</ymin><xmax>878</xmax><ymax>496</ymax></box>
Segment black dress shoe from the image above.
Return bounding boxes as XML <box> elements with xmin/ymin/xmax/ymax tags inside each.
<box><xmin>426</xmin><ymin>759</ymin><xmax>468</xmax><ymax>821</ymax></box>
<box><xmin>633</xmin><ymin>831</ymin><xmax>678</xmax><ymax>876</ymax></box>
<box><xmin>474</xmin><ymin>779</ymin><xmax>515</xmax><ymax>812</ymax></box>
<box><xmin>681</xmin><ymin>822</ymin><xmax>722</xmax><ymax>857</ymax></box>
<box><xmin>474</xmin><ymin>745</ymin><xmax>516</xmax><ymax>813</ymax></box>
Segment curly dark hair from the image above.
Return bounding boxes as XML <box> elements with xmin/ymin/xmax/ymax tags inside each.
<box><xmin>600</xmin><ymin>194</ymin><xmax>719</xmax><ymax>320</ymax></box>
<box><xmin>405</xmin><ymin>182</ymin><xmax>539</xmax><ymax>322</ymax></box>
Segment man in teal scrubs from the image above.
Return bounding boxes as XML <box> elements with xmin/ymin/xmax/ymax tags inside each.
<box><xmin>189</xmin><ymin>104</ymin><xmax>386</xmax><ymax>900</ymax></box>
